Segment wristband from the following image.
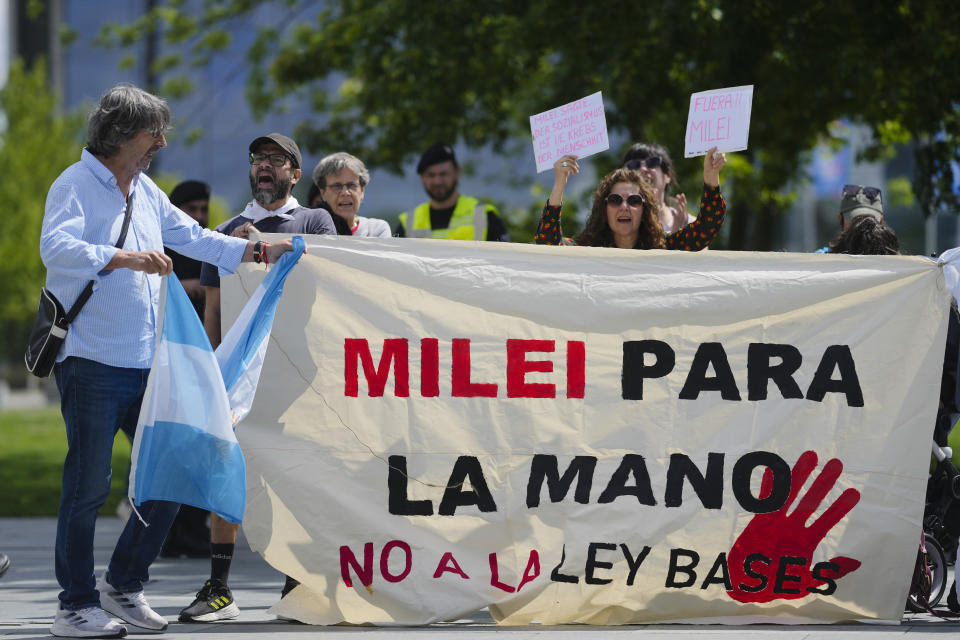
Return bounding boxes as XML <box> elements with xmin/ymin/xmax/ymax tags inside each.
<box><xmin>253</xmin><ymin>240</ymin><xmax>264</xmax><ymax>264</ymax></box>
<box><xmin>262</xmin><ymin>242</ymin><xmax>270</xmax><ymax>265</ymax></box>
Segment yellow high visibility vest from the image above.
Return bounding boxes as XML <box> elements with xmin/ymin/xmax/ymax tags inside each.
<box><xmin>399</xmin><ymin>196</ymin><xmax>489</xmax><ymax>241</ymax></box>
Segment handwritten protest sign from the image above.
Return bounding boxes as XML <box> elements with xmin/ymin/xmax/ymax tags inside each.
<box><xmin>530</xmin><ymin>92</ymin><xmax>609</xmax><ymax>172</ymax></box>
<box><xmin>684</xmin><ymin>85</ymin><xmax>754</xmax><ymax>157</ymax></box>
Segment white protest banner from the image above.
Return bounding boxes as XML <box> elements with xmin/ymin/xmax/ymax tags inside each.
<box><xmin>530</xmin><ymin>92</ymin><xmax>609</xmax><ymax>172</ymax></box>
<box><xmin>685</xmin><ymin>85</ymin><xmax>754</xmax><ymax>157</ymax></box>
<box><xmin>223</xmin><ymin>236</ymin><xmax>947</xmax><ymax>625</ymax></box>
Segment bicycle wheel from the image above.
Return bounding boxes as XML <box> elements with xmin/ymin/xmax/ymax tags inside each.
<box><xmin>907</xmin><ymin>533</ymin><xmax>948</xmax><ymax>612</ymax></box>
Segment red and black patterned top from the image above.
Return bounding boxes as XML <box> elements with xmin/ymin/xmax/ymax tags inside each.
<box><xmin>534</xmin><ymin>184</ymin><xmax>726</xmax><ymax>250</ymax></box>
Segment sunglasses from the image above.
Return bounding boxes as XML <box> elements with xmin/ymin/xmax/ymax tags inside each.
<box><xmin>842</xmin><ymin>184</ymin><xmax>881</xmax><ymax>201</ymax></box>
<box><xmin>606</xmin><ymin>193</ymin><xmax>645</xmax><ymax>208</ymax></box>
<box><xmin>624</xmin><ymin>156</ymin><xmax>663</xmax><ymax>171</ymax></box>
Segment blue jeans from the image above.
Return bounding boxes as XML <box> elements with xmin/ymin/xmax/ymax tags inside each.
<box><xmin>54</xmin><ymin>356</ymin><xmax>180</xmax><ymax>610</ymax></box>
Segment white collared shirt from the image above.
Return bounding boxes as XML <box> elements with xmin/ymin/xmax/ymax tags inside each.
<box><xmin>41</xmin><ymin>149</ymin><xmax>247</xmax><ymax>368</ymax></box>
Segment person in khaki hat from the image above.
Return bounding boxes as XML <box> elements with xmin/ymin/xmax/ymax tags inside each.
<box><xmin>826</xmin><ymin>184</ymin><xmax>899</xmax><ymax>254</ymax></box>
<box><xmin>838</xmin><ymin>183</ymin><xmax>884</xmax><ymax>225</ymax></box>
<box><xmin>817</xmin><ymin>184</ymin><xmax>886</xmax><ymax>253</ymax></box>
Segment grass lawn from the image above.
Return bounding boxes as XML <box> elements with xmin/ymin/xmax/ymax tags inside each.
<box><xmin>0</xmin><ymin>407</ymin><xmax>131</xmax><ymax>517</ymax></box>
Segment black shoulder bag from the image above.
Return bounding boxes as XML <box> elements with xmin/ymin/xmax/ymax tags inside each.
<box><xmin>25</xmin><ymin>194</ymin><xmax>135</xmax><ymax>378</ymax></box>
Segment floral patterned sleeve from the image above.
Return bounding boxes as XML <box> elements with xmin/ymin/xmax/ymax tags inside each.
<box><xmin>665</xmin><ymin>184</ymin><xmax>725</xmax><ymax>251</ymax></box>
<box><xmin>534</xmin><ymin>201</ymin><xmax>576</xmax><ymax>246</ymax></box>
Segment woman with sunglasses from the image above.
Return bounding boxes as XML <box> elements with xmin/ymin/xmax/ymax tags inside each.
<box><xmin>535</xmin><ymin>146</ymin><xmax>726</xmax><ymax>250</ymax></box>
<box><xmin>622</xmin><ymin>142</ymin><xmax>693</xmax><ymax>234</ymax></box>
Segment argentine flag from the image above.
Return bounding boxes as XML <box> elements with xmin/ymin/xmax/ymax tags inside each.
<box><xmin>129</xmin><ymin>236</ymin><xmax>306</xmax><ymax>524</ymax></box>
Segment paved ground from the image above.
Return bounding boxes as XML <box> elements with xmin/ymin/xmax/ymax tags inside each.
<box><xmin>0</xmin><ymin>517</ymin><xmax>957</xmax><ymax>639</ymax></box>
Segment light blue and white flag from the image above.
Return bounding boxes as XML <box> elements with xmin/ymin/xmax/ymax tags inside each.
<box><xmin>129</xmin><ymin>236</ymin><xmax>306</xmax><ymax>524</ymax></box>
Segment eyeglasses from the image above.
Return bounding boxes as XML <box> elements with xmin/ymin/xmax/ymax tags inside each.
<box><xmin>249</xmin><ymin>152</ymin><xmax>290</xmax><ymax>168</ymax></box>
<box><xmin>606</xmin><ymin>193</ymin><xmax>645</xmax><ymax>208</ymax></box>
<box><xmin>624</xmin><ymin>156</ymin><xmax>663</xmax><ymax>171</ymax></box>
<box><xmin>325</xmin><ymin>182</ymin><xmax>361</xmax><ymax>193</ymax></box>
<box><xmin>842</xmin><ymin>184</ymin><xmax>882</xmax><ymax>201</ymax></box>
<box><xmin>144</xmin><ymin>126</ymin><xmax>168</xmax><ymax>138</ymax></box>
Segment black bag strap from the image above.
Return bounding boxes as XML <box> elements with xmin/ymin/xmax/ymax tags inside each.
<box><xmin>65</xmin><ymin>194</ymin><xmax>135</xmax><ymax>324</ymax></box>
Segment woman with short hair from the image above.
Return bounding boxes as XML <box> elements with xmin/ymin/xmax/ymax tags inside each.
<box><xmin>312</xmin><ymin>152</ymin><xmax>391</xmax><ymax>237</ymax></box>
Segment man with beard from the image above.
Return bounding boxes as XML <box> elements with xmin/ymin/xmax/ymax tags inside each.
<box><xmin>41</xmin><ymin>86</ymin><xmax>298</xmax><ymax>639</ymax></box>
<box><xmin>198</xmin><ymin>133</ymin><xmax>335</xmax><ymax>359</ymax></box>
<box><xmin>181</xmin><ymin>133</ymin><xmax>335</xmax><ymax>624</ymax></box>
<box><xmin>397</xmin><ymin>142</ymin><xmax>509</xmax><ymax>241</ymax></box>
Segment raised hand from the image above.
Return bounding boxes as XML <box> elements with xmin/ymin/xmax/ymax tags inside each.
<box><xmin>703</xmin><ymin>145</ymin><xmax>727</xmax><ymax>187</ymax></box>
<box><xmin>726</xmin><ymin>450</ymin><xmax>862</xmax><ymax>603</ymax></box>
<box><xmin>669</xmin><ymin>192</ymin><xmax>688</xmax><ymax>230</ymax></box>
<box><xmin>548</xmin><ymin>154</ymin><xmax>580</xmax><ymax>206</ymax></box>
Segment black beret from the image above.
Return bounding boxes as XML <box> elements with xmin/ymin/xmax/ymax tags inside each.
<box><xmin>169</xmin><ymin>180</ymin><xmax>211</xmax><ymax>206</ymax></box>
<box><xmin>417</xmin><ymin>142</ymin><xmax>457</xmax><ymax>174</ymax></box>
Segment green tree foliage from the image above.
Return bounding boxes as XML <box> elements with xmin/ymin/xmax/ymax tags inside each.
<box><xmin>0</xmin><ymin>61</ymin><xmax>85</xmax><ymax>363</ymax></box>
<box><xmin>98</xmin><ymin>1</ymin><xmax>960</xmax><ymax>249</ymax></box>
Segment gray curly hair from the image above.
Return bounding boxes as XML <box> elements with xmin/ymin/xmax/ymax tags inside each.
<box><xmin>87</xmin><ymin>84</ymin><xmax>171</xmax><ymax>158</ymax></box>
<box><xmin>312</xmin><ymin>152</ymin><xmax>370</xmax><ymax>189</ymax></box>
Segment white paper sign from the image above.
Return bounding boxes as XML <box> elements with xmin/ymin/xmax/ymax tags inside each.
<box><xmin>684</xmin><ymin>85</ymin><xmax>754</xmax><ymax>157</ymax></box>
<box><xmin>530</xmin><ymin>92</ymin><xmax>609</xmax><ymax>172</ymax></box>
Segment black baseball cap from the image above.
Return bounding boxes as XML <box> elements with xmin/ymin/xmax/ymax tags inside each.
<box><xmin>249</xmin><ymin>133</ymin><xmax>302</xmax><ymax>169</ymax></box>
<box><xmin>417</xmin><ymin>142</ymin><xmax>457</xmax><ymax>174</ymax></box>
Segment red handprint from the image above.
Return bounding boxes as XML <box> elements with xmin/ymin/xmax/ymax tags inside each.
<box><xmin>727</xmin><ymin>450</ymin><xmax>861</xmax><ymax>603</ymax></box>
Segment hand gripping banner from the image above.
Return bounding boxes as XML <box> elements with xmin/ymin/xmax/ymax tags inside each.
<box><xmin>130</xmin><ymin>236</ymin><xmax>305</xmax><ymax>524</ymax></box>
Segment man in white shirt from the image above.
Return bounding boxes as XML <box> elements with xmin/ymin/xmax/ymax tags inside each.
<box><xmin>42</xmin><ymin>86</ymin><xmax>295</xmax><ymax>639</ymax></box>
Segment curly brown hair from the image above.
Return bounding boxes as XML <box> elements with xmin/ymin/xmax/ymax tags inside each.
<box><xmin>828</xmin><ymin>215</ymin><xmax>900</xmax><ymax>255</ymax></box>
<box><xmin>574</xmin><ymin>168</ymin><xmax>665</xmax><ymax>249</ymax></box>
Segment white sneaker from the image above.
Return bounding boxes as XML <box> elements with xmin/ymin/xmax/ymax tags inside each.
<box><xmin>51</xmin><ymin>605</ymin><xmax>127</xmax><ymax>638</ymax></box>
<box><xmin>97</xmin><ymin>574</ymin><xmax>168</xmax><ymax>631</ymax></box>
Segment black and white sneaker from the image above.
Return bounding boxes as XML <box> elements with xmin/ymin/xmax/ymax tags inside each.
<box><xmin>51</xmin><ymin>605</ymin><xmax>127</xmax><ymax>638</ymax></box>
<box><xmin>178</xmin><ymin>579</ymin><xmax>240</xmax><ymax>622</ymax></box>
<box><xmin>97</xmin><ymin>573</ymin><xmax>168</xmax><ymax>631</ymax></box>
